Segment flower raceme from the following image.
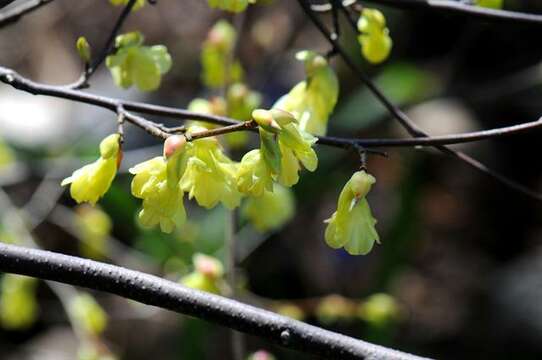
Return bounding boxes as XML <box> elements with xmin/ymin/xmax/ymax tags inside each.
<box><xmin>180</xmin><ymin>127</ymin><xmax>242</xmax><ymax>209</ymax></box>
<box><xmin>357</xmin><ymin>9</ymin><xmax>393</xmax><ymax>64</ymax></box>
<box><xmin>130</xmin><ymin>136</ymin><xmax>187</xmax><ymax>233</ymax></box>
<box><xmin>246</xmin><ymin>109</ymin><xmax>318</xmax><ymax>190</ymax></box>
<box><xmin>106</xmin><ymin>32</ymin><xmax>172</xmax><ymax>91</ymax></box>
<box><xmin>325</xmin><ymin>170</ymin><xmax>380</xmax><ymax>255</ymax></box>
<box><xmin>241</xmin><ymin>184</ymin><xmax>295</xmax><ymax>232</ymax></box>
<box><xmin>201</xmin><ymin>20</ymin><xmax>244</xmax><ymax>88</ymax></box>
<box><xmin>273</xmin><ymin>50</ymin><xmax>339</xmax><ymax>136</ymax></box>
<box><xmin>61</xmin><ymin>134</ymin><xmax>121</xmax><ymax>205</ymax></box>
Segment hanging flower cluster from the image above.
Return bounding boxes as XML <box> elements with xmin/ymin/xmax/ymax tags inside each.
<box><xmin>325</xmin><ymin>170</ymin><xmax>379</xmax><ymax>255</ymax></box>
<box><xmin>65</xmin><ymin>7</ymin><xmax>390</xmax><ymax>255</ymax></box>
<box><xmin>201</xmin><ymin>20</ymin><xmax>244</xmax><ymax>88</ymax></box>
<box><xmin>274</xmin><ymin>50</ymin><xmax>339</xmax><ymax>136</ymax></box>
<box><xmin>62</xmin><ymin>134</ymin><xmax>121</xmax><ymax>205</ymax></box>
<box><xmin>357</xmin><ymin>8</ymin><xmax>393</xmax><ymax>64</ymax></box>
<box><xmin>106</xmin><ymin>32</ymin><xmax>172</xmax><ymax>91</ymax></box>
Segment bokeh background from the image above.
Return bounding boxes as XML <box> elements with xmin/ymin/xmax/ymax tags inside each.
<box><xmin>1</xmin><ymin>0</ymin><xmax>542</xmax><ymax>359</ymax></box>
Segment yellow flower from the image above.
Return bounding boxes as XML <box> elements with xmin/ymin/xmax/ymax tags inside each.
<box><xmin>0</xmin><ymin>275</ymin><xmax>38</xmax><ymax>330</ymax></box>
<box><xmin>75</xmin><ymin>205</ymin><xmax>112</xmax><ymax>260</ymax></box>
<box><xmin>274</xmin><ymin>111</ymin><xmax>318</xmax><ymax>187</ymax></box>
<box><xmin>69</xmin><ymin>293</ymin><xmax>108</xmax><ymax>336</ymax></box>
<box><xmin>358</xmin><ymin>9</ymin><xmax>393</xmax><ymax>64</ymax></box>
<box><xmin>180</xmin><ymin>254</ymin><xmax>225</xmax><ymax>294</ymax></box>
<box><xmin>130</xmin><ymin>156</ymin><xmax>186</xmax><ymax>233</ymax></box>
<box><xmin>324</xmin><ymin>171</ymin><xmax>379</xmax><ymax>255</ymax></box>
<box><xmin>61</xmin><ymin>134</ymin><xmax>121</xmax><ymax>205</ymax></box>
<box><xmin>273</xmin><ymin>51</ymin><xmax>339</xmax><ymax>136</ymax></box>
<box><xmin>242</xmin><ymin>184</ymin><xmax>295</xmax><ymax>232</ymax></box>
<box><xmin>180</xmin><ymin>127</ymin><xmax>241</xmax><ymax>209</ymax></box>
<box><xmin>237</xmin><ymin>149</ymin><xmax>274</xmax><ymax>197</ymax></box>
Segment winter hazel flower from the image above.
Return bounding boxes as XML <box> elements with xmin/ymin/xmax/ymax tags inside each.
<box><xmin>358</xmin><ymin>9</ymin><xmax>393</xmax><ymax>64</ymax></box>
<box><xmin>179</xmin><ymin>127</ymin><xmax>241</xmax><ymax>209</ymax></box>
<box><xmin>242</xmin><ymin>184</ymin><xmax>295</xmax><ymax>232</ymax></box>
<box><xmin>273</xmin><ymin>51</ymin><xmax>339</xmax><ymax>136</ymax></box>
<box><xmin>236</xmin><ymin>149</ymin><xmax>274</xmax><ymax>197</ymax></box>
<box><xmin>129</xmin><ymin>135</ymin><xmax>187</xmax><ymax>233</ymax></box>
<box><xmin>324</xmin><ymin>170</ymin><xmax>380</xmax><ymax>255</ymax></box>
<box><xmin>106</xmin><ymin>32</ymin><xmax>172</xmax><ymax>91</ymax></box>
<box><xmin>61</xmin><ymin>134</ymin><xmax>121</xmax><ymax>205</ymax></box>
<box><xmin>274</xmin><ymin>110</ymin><xmax>318</xmax><ymax>187</ymax></box>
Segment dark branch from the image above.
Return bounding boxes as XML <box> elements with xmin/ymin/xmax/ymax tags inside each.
<box><xmin>0</xmin><ymin>0</ymin><xmax>54</xmax><ymax>28</ymax></box>
<box><xmin>1</xmin><ymin>67</ymin><xmax>541</xmax><ymax>150</ymax></box>
<box><xmin>297</xmin><ymin>0</ymin><xmax>542</xmax><ymax>201</ymax></box>
<box><xmin>0</xmin><ymin>242</ymin><xmax>431</xmax><ymax>360</ymax></box>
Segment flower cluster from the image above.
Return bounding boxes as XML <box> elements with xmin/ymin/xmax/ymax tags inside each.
<box><xmin>274</xmin><ymin>51</ymin><xmax>339</xmax><ymax>136</ymax></box>
<box><xmin>201</xmin><ymin>20</ymin><xmax>244</xmax><ymax>88</ymax></box>
<box><xmin>106</xmin><ymin>32</ymin><xmax>172</xmax><ymax>91</ymax></box>
<box><xmin>325</xmin><ymin>170</ymin><xmax>380</xmax><ymax>255</ymax></box>
<box><xmin>62</xmin><ymin>134</ymin><xmax>121</xmax><ymax>205</ymax></box>
<box><xmin>130</xmin><ymin>136</ymin><xmax>187</xmax><ymax>233</ymax></box>
<box><xmin>357</xmin><ymin>8</ymin><xmax>393</xmax><ymax>64</ymax></box>
<box><xmin>63</xmin><ymin>11</ymin><xmax>386</xmax><ymax>256</ymax></box>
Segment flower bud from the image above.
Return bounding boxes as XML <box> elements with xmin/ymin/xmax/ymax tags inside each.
<box><xmin>193</xmin><ymin>254</ymin><xmax>224</xmax><ymax>279</ymax></box>
<box><xmin>252</xmin><ymin>109</ymin><xmax>277</xmax><ymax>130</ymax></box>
<box><xmin>99</xmin><ymin>134</ymin><xmax>120</xmax><ymax>159</ymax></box>
<box><xmin>76</xmin><ymin>36</ymin><xmax>91</xmax><ymax>63</ymax></box>
<box><xmin>349</xmin><ymin>170</ymin><xmax>376</xmax><ymax>199</ymax></box>
<box><xmin>270</xmin><ymin>108</ymin><xmax>296</xmax><ymax>127</ymax></box>
<box><xmin>163</xmin><ymin>135</ymin><xmax>187</xmax><ymax>159</ymax></box>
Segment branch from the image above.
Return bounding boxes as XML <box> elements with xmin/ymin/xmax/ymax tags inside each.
<box><xmin>1</xmin><ymin>67</ymin><xmax>542</xmax><ymax>150</ymax></box>
<box><xmin>297</xmin><ymin>0</ymin><xmax>542</xmax><ymax>201</ymax></box>
<box><xmin>0</xmin><ymin>0</ymin><xmax>54</xmax><ymax>28</ymax></box>
<box><xmin>0</xmin><ymin>242</ymin><xmax>430</xmax><ymax>360</ymax></box>
<box><xmin>358</xmin><ymin>0</ymin><xmax>542</xmax><ymax>25</ymax></box>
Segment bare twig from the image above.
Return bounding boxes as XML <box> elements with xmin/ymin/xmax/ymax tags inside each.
<box><xmin>2</xmin><ymin>67</ymin><xmax>542</xmax><ymax>150</ymax></box>
<box><xmin>71</xmin><ymin>0</ymin><xmax>138</xmax><ymax>89</ymax></box>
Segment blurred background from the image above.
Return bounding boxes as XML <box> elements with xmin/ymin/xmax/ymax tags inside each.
<box><xmin>1</xmin><ymin>0</ymin><xmax>542</xmax><ymax>359</ymax></box>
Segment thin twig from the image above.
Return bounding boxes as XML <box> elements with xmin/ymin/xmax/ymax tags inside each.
<box><xmin>0</xmin><ymin>242</ymin><xmax>431</xmax><ymax>360</ymax></box>
<box><xmin>71</xmin><ymin>0</ymin><xmax>138</xmax><ymax>89</ymax></box>
<box><xmin>2</xmin><ymin>67</ymin><xmax>542</xmax><ymax>150</ymax></box>
<box><xmin>296</xmin><ymin>0</ymin><xmax>542</xmax><ymax>201</ymax></box>
<box><xmin>187</xmin><ymin>121</ymin><xmax>257</xmax><ymax>141</ymax></box>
